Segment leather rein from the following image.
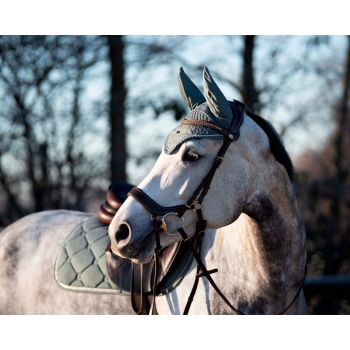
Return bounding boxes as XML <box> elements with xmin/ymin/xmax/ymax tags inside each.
<box><xmin>127</xmin><ymin>103</ymin><xmax>306</xmax><ymax>315</ymax></box>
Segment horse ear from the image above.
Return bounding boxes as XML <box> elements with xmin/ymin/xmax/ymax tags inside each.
<box><xmin>203</xmin><ymin>67</ymin><xmax>233</xmax><ymax>124</ymax></box>
<box><xmin>178</xmin><ymin>67</ymin><xmax>206</xmax><ymax>110</ymax></box>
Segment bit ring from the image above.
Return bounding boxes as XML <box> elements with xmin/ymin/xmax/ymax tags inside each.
<box><xmin>191</xmin><ymin>201</ymin><xmax>204</xmax><ymax>212</ymax></box>
<box><xmin>161</xmin><ymin>212</ymin><xmax>185</xmax><ymax>235</ymax></box>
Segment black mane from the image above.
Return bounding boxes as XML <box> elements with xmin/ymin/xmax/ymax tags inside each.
<box><xmin>244</xmin><ymin>109</ymin><xmax>294</xmax><ymax>183</ymax></box>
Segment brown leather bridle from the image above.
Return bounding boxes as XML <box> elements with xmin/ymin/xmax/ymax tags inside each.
<box><xmin>127</xmin><ymin>102</ymin><xmax>306</xmax><ymax>315</ymax></box>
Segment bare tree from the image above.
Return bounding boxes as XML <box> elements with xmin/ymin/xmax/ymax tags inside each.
<box><xmin>0</xmin><ymin>35</ymin><xmax>107</xmax><ymax>225</ymax></box>
<box><xmin>241</xmin><ymin>35</ymin><xmax>260</xmax><ymax>112</ymax></box>
<box><xmin>106</xmin><ymin>35</ymin><xmax>127</xmax><ymax>183</ymax></box>
<box><xmin>323</xmin><ymin>35</ymin><xmax>350</xmax><ymax>274</ymax></box>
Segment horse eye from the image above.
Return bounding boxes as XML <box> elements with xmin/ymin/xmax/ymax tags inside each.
<box><xmin>182</xmin><ymin>150</ymin><xmax>201</xmax><ymax>162</ymax></box>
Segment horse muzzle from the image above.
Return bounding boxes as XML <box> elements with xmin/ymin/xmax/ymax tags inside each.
<box><xmin>111</xmin><ymin>225</ymin><xmax>156</xmax><ymax>263</ymax></box>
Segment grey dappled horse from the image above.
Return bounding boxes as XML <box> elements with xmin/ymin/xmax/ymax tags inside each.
<box><xmin>0</xmin><ymin>68</ymin><xmax>308</xmax><ymax>314</ymax></box>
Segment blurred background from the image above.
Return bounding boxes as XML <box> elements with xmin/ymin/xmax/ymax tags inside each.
<box><xmin>0</xmin><ymin>35</ymin><xmax>349</xmax><ymax>314</ymax></box>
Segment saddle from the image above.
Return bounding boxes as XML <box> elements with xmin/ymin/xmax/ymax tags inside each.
<box><xmin>55</xmin><ymin>183</ymin><xmax>196</xmax><ymax>314</ymax></box>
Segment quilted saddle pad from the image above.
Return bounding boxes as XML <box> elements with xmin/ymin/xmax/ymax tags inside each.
<box><xmin>55</xmin><ymin>216</ymin><xmax>127</xmax><ymax>295</ymax></box>
<box><xmin>55</xmin><ymin>216</ymin><xmax>196</xmax><ymax>296</ymax></box>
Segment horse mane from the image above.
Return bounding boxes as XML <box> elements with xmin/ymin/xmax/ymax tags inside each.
<box><xmin>244</xmin><ymin>108</ymin><xmax>294</xmax><ymax>183</ymax></box>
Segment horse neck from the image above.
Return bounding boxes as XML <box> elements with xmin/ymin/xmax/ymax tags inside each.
<box><xmin>202</xmin><ymin>177</ymin><xmax>306</xmax><ymax>314</ymax></box>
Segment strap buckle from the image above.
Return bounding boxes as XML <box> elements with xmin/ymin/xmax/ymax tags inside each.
<box><xmin>190</xmin><ymin>201</ymin><xmax>204</xmax><ymax>212</ymax></box>
<box><xmin>160</xmin><ymin>212</ymin><xmax>185</xmax><ymax>235</ymax></box>
<box><xmin>196</xmin><ymin>268</ymin><xmax>218</xmax><ymax>278</ymax></box>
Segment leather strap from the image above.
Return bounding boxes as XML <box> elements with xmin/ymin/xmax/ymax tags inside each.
<box><xmin>148</xmin><ymin>216</ymin><xmax>163</xmax><ymax>315</ymax></box>
<box><xmin>128</xmin><ymin>187</ymin><xmax>186</xmax><ymax>216</ymax></box>
<box><xmin>183</xmin><ymin>209</ymin><xmax>205</xmax><ymax>315</ymax></box>
<box><xmin>178</xmin><ymin>227</ymin><xmax>243</xmax><ymax>315</ymax></box>
<box><xmin>180</xmin><ymin>137</ymin><xmax>232</xmax><ymax>216</ymax></box>
<box><xmin>179</xmin><ymin>227</ymin><xmax>306</xmax><ymax>315</ymax></box>
<box><xmin>131</xmin><ymin>262</ymin><xmax>147</xmax><ymax>315</ymax></box>
<box><xmin>277</xmin><ymin>265</ymin><xmax>307</xmax><ymax>315</ymax></box>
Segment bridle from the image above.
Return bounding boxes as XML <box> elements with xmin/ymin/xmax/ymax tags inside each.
<box><xmin>127</xmin><ymin>102</ymin><xmax>306</xmax><ymax>315</ymax></box>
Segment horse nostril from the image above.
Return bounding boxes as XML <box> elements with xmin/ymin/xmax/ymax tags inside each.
<box><xmin>115</xmin><ymin>224</ymin><xmax>130</xmax><ymax>244</ymax></box>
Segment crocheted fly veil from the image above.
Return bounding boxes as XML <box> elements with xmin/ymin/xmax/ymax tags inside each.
<box><xmin>164</xmin><ymin>67</ymin><xmax>239</xmax><ymax>154</ymax></box>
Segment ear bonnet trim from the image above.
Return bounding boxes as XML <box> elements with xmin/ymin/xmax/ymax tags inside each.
<box><xmin>163</xmin><ymin>101</ymin><xmax>242</xmax><ymax>154</ymax></box>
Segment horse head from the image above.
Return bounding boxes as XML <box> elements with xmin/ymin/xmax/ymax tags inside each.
<box><xmin>109</xmin><ymin>67</ymin><xmax>291</xmax><ymax>264</ymax></box>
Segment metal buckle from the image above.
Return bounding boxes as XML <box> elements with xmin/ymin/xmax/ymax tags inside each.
<box><xmin>191</xmin><ymin>201</ymin><xmax>204</xmax><ymax>212</ymax></box>
<box><xmin>161</xmin><ymin>212</ymin><xmax>185</xmax><ymax>235</ymax></box>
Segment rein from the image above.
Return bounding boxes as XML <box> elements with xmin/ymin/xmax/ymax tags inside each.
<box><xmin>127</xmin><ymin>103</ymin><xmax>306</xmax><ymax>315</ymax></box>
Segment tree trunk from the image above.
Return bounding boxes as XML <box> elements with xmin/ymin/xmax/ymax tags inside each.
<box><xmin>325</xmin><ymin>35</ymin><xmax>350</xmax><ymax>274</ymax></box>
<box><xmin>107</xmin><ymin>35</ymin><xmax>127</xmax><ymax>183</ymax></box>
<box><xmin>334</xmin><ymin>35</ymin><xmax>350</xmax><ymax>216</ymax></box>
<box><xmin>242</xmin><ymin>35</ymin><xmax>260</xmax><ymax>113</ymax></box>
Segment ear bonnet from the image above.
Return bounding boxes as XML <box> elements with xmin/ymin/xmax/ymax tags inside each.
<box><xmin>164</xmin><ymin>67</ymin><xmax>242</xmax><ymax>154</ymax></box>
